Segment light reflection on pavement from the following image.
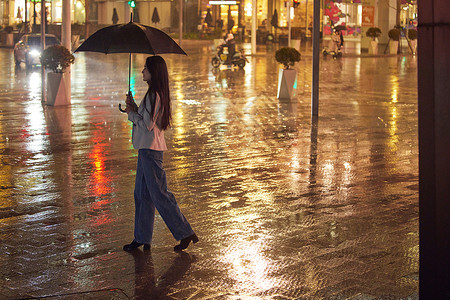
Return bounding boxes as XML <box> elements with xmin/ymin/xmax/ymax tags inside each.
<box><xmin>0</xmin><ymin>45</ymin><xmax>418</xmax><ymax>299</ymax></box>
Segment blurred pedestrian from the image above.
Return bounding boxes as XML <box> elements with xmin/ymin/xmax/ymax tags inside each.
<box><xmin>339</xmin><ymin>30</ymin><xmax>344</xmax><ymax>48</ymax></box>
<box><xmin>123</xmin><ymin>56</ymin><xmax>198</xmax><ymax>252</ymax></box>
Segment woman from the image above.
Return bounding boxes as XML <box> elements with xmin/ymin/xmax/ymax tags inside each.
<box><xmin>123</xmin><ymin>56</ymin><xmax>198</xmax><ymax>252</ymax></box>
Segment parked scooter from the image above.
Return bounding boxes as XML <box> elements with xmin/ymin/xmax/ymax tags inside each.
<box><xmin>211</xmin><ymin>46</ymin><xmax>248</xmax><ymax>68</ymax></box>
<box><xmin>322</xmin><ymin>30</ymin><xmax>343</xmax><ymax>59</ymax></box>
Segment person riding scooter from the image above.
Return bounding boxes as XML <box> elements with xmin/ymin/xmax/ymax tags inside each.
<box><xmin>217</xmin><ymin>30</ymin><xmax>236</xmax><ymax>65</ymax></box>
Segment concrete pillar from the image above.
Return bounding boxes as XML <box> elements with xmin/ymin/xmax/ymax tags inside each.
<box><xmin>417</xmin><ymin>0</ymin><xmax>450</xmax><ymax>297</ymax></box>
<box><xmin>376</xmin><ymin>0</ymin><xmax>397</xmax><ymax>44</ymax></box>
<box><xmin>179</xmin><ymin>0</ymin><xmax>183</xmax><ymax>45</ymax></box>
<box><xmin>311</xmin><ymin>0</ymin><xmax>320</xmax><ymax>117</ymax></box>
<box><xmin>61</xmin><ymin>0</ymin><xmax>71</xmax><ymax>105</ymax></box>
<box><xmin>41</xmin><ymin>0</ymin><xmax>46</xmax><ymax>104</ymax></box>
<box><xmin>251</xmin><ymin>0</ymin><xmax>256</xmax><ymax>53</ymax></box>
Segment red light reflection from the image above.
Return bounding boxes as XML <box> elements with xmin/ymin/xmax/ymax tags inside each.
<box><xmin>87</xmin><ymin>124</ymin><xmax>114</xmax><ymax>225</ymax></box>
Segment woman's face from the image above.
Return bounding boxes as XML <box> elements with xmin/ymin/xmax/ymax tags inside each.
<box><xmin>142</xmin><ymin>65</ymin><xmax>151</xmax><ymax>82</ymax></box>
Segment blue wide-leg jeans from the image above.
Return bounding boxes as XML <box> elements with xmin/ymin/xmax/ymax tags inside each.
<box><xmin>134</xmin><ymin>149</ymin><xmax>194</xmax><ymax>244</ymax></box>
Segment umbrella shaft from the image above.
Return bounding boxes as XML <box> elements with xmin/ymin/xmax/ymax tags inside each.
<box><xmin>128</xmin><ymin>53</ymin><xmax>131</xmax><ymax>93</ymax></box>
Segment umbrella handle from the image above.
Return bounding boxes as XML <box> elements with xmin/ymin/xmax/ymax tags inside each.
<box><xmin>119</xmin><ymin>91</ymin><xmax>133</xmax><ymax>113</ymax></box>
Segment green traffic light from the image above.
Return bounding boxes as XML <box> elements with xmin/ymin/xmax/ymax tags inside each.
<box><xmin>128</xmin><ymin>0</ymin><xmax>136</xmax><ymax>8</ymax></box>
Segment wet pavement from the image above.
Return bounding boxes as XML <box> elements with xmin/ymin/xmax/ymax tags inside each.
<box><xmin>0</xmin><ymin>43</ymin><xmax>418</xmax><ymax>299</ymax></box>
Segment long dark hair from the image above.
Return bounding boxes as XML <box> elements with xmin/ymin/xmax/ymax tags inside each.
<box><xmin>144</xmin><ymin>56</ymin><xmax>171</xmax><ymax>130</ymax></box>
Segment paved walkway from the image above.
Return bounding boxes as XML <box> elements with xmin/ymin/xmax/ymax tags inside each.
<box><xmin>0</xmin><ymin>46</ymin><xmax>418</xmax><ymax>299</ymax></box>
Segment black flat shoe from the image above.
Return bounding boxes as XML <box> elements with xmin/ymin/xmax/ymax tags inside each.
<box><xmin>174</xmin><ymin>233</ymin><xmax>199</xmax><ymax>251</ymax></box>
<box><xmin>123</xmin><ymin>241</ymin><xmax>150</xmax><ymax>251</ymax></box>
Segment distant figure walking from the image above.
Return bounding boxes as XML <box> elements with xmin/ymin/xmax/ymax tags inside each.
<box><xmin>123</xmin><ymin>56</ymin><xmax>198</xmax><ymax>252</ymax></box>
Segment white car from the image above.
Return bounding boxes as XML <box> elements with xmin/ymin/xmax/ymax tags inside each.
<box><xmin>14</xmin><ymin>34</ymin><xmax>60</xmax><ymax>68</ymax></box>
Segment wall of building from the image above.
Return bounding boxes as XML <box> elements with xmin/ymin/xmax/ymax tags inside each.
<box><xmin>137</xmin><ymin>2</ymin><xmax>171</xmax><ymax>28</ymax></box>
<box><xmin>97</xmin><ymin>1</ymin><xmax>130</xmax><ymax>25</ymax></box>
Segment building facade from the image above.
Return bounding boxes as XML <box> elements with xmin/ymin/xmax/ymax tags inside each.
<box><xmin>1</xmin><ymin>0</ymin><xmax>417</xmax><ymax>43</ymax></box>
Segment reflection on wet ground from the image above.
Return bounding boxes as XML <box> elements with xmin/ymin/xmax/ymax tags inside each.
<box><xmin>0</xmin><ymin>45</ymin><xmax>418</xmax><ymax>298</ymax></box>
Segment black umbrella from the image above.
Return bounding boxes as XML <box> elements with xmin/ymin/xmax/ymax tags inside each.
<box><xmin>112</xmin><ymin>8</ymin><xmax>119</xmax><ymax>24</ymax></box>
<box><xmin>334</xmin><ymin>25</ymin><xmax>346</xmax><ymax>32</ymax></box>
<box><xmin>151</xmin><ymin>7</ymin><xmax>160</xmax><ymax>24</ymax></box>
<box><xmin>205</xmin><ymin>8</ymin><xmax>212</xmax><ymax>27</ymax></box>
<box><xmin>75</xmin><ymin>15</ymin><xmax>187</xmax><ymax>112</ymax></box>
<box><xmin>271</xmin><ymin>9</ymin><xmax>278</xmax><ymax>28</ymax></box>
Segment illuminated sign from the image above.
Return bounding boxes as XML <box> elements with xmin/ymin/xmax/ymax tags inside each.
<box><xmin>362</xmin><ymin>6</ymin><xmax>375</xmax><ymax>27</ymax></box>
<box><xmin>209</xmin><ymin>1</ymin><xmax>237</xmax><ymax>5</ymax></box>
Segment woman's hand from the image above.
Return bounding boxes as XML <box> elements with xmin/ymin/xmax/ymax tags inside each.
<box><xmin>125</xmin><ymin>92</ymin><xmax>138</xmax><ymax>113</ymax></box>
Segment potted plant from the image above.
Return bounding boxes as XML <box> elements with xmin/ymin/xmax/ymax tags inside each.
<box><xmin>408</xmin><ymin>29</ymin><xmax>417</xmax><ymax>54</ymax></box>
<box><xmin>275</xmin><ymin>47</ymin><xmax>301</xmax><ymax>99</ymax></box>
<box><xmin>365</xmin><ymin>27</ymin><xmax>381</xmax><ymax>55</ymax></box>
<box><xmin>388</xmin><ymin>28</ymin><xmax>401</xmax><ymax>54</ymax></box>
<box><xmin>40</xmin><ymin>45</ymin><xmax>75</xmax><ymax>106</ymax></box>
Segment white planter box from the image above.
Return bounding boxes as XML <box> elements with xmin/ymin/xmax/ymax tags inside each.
<box><xmin>277</xmin><ymin>68</ymin><xmax>297</xmax><ymax>100</ymax></box>
<box><xmin>389</xmin><ymin>40</ymin><xmax>399</xmax><ymax>55</ymax></box>
<box><xmin>6</xmin><ymin>33</ymin><xmax>14</xmax><ymax>46</ymax></box>
<box><xmin>290</xmin><ymin>39</ymin><xmax>301</xmax><ymax>51</ymax></box>
<box><xmin>410</xmin><ymin>39</ymin><xmax>417</xmax><ymax>55</ymax></box>
<box><xmin>369</xmin><ymin>40</ymin><xmax>378</xmax><ymax>55</ymax></box>
<box><xmin>47</xmin><ymin>72</ymin><xmax>69</xmax><ymax>106</ymax></box>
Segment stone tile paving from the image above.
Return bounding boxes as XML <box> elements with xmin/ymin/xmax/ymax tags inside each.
<box><xmin>0</xmin><ymin>45</ymin><xmax>418</xmax><ymax>299</ymax></box>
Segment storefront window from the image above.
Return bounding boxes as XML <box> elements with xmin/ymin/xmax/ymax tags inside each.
<box><xmin>324</xmin><ymin>0</ymin><xmax>361</xmax><ymax>37</ymax></box>
<box><xmin>8</xmin><ymin>0</ymin><xmax>85</xmax><ymax>25</ymax></box>
<box><xmin>74</xmin><ymin>0</ymin><xmax>85</xmax><ymax>24</ymax></box>
<box><xmin>400</xmin><ymin>1</ymin><xmax>417</xmax><ymax>29</ymax></box>
<box><xmin>242</xmin><ymin>0</ymin><xmax>267</xmax><ymax>28</ymax></box>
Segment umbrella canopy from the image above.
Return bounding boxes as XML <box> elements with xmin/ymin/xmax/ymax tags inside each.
<box><xmin>74</xmin><ymin>20</ymin><xmax>187</xmax><ymax>112</ymax></box>
<box><xmin>74</xmin><ymin>21</ymin><xmax>187</xmax><ymax>55</ymax></box>
<box><xmin>334</xmin><ymin>25</ymin><xmax>346</xmax><ymax>32</ymax></box>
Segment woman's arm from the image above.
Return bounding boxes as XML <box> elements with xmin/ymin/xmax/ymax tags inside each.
<box><xmin>127</xmin><ymin>92</ymin><xmax>161</xmax><ymax>132</ymax></box>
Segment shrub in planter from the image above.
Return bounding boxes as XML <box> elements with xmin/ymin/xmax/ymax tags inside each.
<box><xmin>408</xmin><ymin>29</ymin><xmax>417</xmax><ymax>40</ymax></box>
<box><xmin>40</xmin><ymin>45</ymin><xmax>75</xmax><ymax>73</ymax></box>
<box><xmin>276</xmin><ymin>47</ymin><xmax>301</xmax><ymax>99</ymax></box>
<box><xmin>388</xmin><ymin>28</ymin><xmax>401</xmax><ymax>41</ymax></box>
<box><xmin>275</xmin><ymin>47</ymin><xmax>301</xmax><ymax>69</ymax></box>
<box><xmin>291</xmin><ymin>28</ymin><xmax>303</xmax><ymax>39</ymax></box>
<box><xmin>366</xmin><ymin>27</ymin><xmax>381</xmax><ymax>41</ymax></box>
<box><xmin>408</xmin><ymin>29</ymin><xmax>418</xmax><ymax>54</ymax></box>
<box><xmin>5</xmin><ymin>26</ymin><xmax>14</xmax><ymax>34</ymax></box>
